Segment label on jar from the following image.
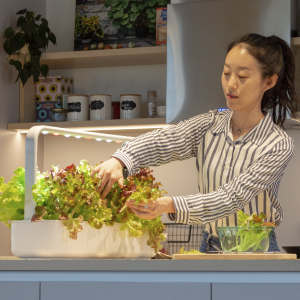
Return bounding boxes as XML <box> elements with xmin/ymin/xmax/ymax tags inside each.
<box><xmin>148</xmin><ymin>102</ymin><xmax>157</xmax><ymax>117</ymax></box>
<box><xmin>91</xmin><ymin>100</ymin><xmax>104</xmax><ymax>110</ymax></box>
<box><xmin>121</xmin><ymin>100</ymin><xmax>136</xmax><ymax>110</ymax></box>
<box><xmin>68</xmin><ymin>102</ymin><xmax>81</xmax><ymax>112</ymax></box>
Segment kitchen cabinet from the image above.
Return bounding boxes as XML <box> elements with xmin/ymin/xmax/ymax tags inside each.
<box><xmin>1</xmin><ymin>258</ymin><xmax>300</xmax><ymax>300</ymax></box>
<box><xmin>40</xmin><ymin>282</ymin><xmax>211</xmax><ymax>300</ymax></box>
<box><xmin>0</xmin><ymin>282</ymin><xmax>39</xmax><ymax>300</ymax></box>
<box><xmin>8</xmin><ymin>46</ymin><xmax>167</xmax><ymax>133</ymax></box>
<box><xmin>212</xmin><ymin>283</ymin><xmax>300</xmax><ymax>300</ymax></box>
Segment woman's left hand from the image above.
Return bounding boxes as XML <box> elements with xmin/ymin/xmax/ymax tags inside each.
<box><xmin>126</xmin><ymin>196</ymin><xmax>175</xmax><ymax>219</ymax></box>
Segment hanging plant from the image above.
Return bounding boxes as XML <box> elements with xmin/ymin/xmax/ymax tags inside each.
<box><xmin>3</xmin><ymin>9</ymin><xmax>56</xmax><ymax>86</ymax></box>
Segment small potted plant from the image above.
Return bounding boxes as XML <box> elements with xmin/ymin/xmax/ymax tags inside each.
<box><xmin>74</xmin><ymin>13</ymin><xmax>104</xmax><ymax>44</ymax></box>
<box><xmin>3</xmin><ymin>9</ymin><xmax>56</xmax><ymax>86</ymax></box>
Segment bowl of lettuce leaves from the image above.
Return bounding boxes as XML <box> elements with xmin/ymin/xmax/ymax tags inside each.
<box><xmin>217</xmin><ymin>211</ymin><xmax>276</xmax><ymax>253</ymax></box>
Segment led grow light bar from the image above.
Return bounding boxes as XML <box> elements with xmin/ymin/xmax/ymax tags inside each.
<box><xmin>16</xmin><ymin>124</ymin><xmax>170</xmax><ymax>134</ymax></box>
<box><xmin>24</xmin><ymin>125</ymin><xmax>134</xmax><ymax>220</ymax></box>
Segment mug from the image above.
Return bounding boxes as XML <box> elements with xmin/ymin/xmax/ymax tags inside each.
<box><xmin>67</xmin><ymin>95</ymin><xmax>89</xmax><ymax>121</ymax></box>
<box><xmin>120</xmin><ymin>94</ymin><xmax>141</xmax><ymax>119</ymax></box>
<box><xmin>90</xmin><ymin>94</ymin><xmax>112</xmax><ymax>120</ymax></box>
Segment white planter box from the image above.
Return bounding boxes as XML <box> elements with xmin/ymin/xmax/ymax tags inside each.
<box><xmin>11</xmin><ymin>220</ymin><xmax>154</xmax><ymax>258</ymax></box>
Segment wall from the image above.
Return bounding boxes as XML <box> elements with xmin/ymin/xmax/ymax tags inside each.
<box><xmin>0</xmin><ymin>0</ymin><xmax>46</xmax><ymax>256</ymax></box>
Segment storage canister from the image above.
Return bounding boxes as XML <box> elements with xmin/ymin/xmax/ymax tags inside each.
<box><xmin>90</xmin><ymin>94</ymin><xmax>112</xmax><ymax>120</ymax></box>
<box><xmin>120</xmin><ymin>94</ymin><xmax>141</xmax><ymax>119</ymax></box>
<box><xmin>67</xmin><ymin>95</ymin><xmax>89</xmax><ymax>121</ymax></box>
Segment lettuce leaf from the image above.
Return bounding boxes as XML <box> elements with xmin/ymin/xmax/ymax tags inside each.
<box><xmin>0</xmin><ymin>167</ymin><xmax>25</xmax><ymax>228</ymax></box>
<box><xmin>227</xmin><ymin>211</ymin><xmax>275</xmax><ymax>252</ymax></box>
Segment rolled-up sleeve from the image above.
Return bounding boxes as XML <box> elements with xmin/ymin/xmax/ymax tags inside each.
<box><xmin>171</xmin><ymin>137</ymin><xmax>294</xmax><ymax>224</ymax></box>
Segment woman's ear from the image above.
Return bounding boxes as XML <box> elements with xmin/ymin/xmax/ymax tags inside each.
<box><xmin>264</xmin><ymin>74</ymin><xmax>278</xmax><ymax>92</ymax></box>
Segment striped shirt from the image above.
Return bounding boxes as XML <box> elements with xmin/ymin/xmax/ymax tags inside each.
<box><xmin>112</xmin><ymin>109</ymin><xmax>294</xmax><ymax>236</ymax></box>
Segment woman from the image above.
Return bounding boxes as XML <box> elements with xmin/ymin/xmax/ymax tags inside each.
<box><xmin>91</xmin><ymin>33</ymin><xmax>298</xmax><ymax>253</ymax></box>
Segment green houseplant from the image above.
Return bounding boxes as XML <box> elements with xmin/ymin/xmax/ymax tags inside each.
<box><xmin>105</xmin><ymin>0</ymin><xmax>170</xmax><ymax>37</ymax></box>
<box><xmin>3</xmin><ymin>9</ymin><xmax>56</xmax><ymax>86</ymax></box>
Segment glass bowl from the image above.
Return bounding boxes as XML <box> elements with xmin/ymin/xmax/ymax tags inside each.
<box><xmin>217</xmin><ymin>226</ymin><xmax>274</xmax><ymax>253</ymax></box>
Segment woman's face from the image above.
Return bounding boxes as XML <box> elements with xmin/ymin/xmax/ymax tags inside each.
<box><xmin>221</xmin><ymin>45</ymin><xmax>268</xmax><ymax>113</ymax></box>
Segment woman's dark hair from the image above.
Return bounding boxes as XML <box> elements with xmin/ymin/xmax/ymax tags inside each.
<box><xmin>227</xmin><ymin>33</ymin><xmax>298</xmax><ymax>128</ymax></box>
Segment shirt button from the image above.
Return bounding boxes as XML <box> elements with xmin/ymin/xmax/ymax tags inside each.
<box><xmin>225</xmin><ymin>166</ymin><xmax>229</xmax><ymax>170</ymax></box>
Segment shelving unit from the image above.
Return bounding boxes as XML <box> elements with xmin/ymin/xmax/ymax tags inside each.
<box><xmin>291</xmin><ymin>37</ymin><xmax>300</xmax><ymax>47</ymax></box>
<box><xmin>9</xmin><ymin>46</ymin><xmax>168</xmax><ymax>131</ymax></box>
<box><xmin>9</xmin><ymin>43</ymin><xmax>300</xmax><ymax>132</ymax></box>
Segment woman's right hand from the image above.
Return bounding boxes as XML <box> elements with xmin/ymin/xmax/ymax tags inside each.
<box><xmin>90</xmin><ymin>157</ymin><xmax>125</xmax><ymax>199</ymax></box>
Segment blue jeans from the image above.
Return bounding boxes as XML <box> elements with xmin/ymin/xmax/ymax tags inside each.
<box><xmin>199</xmin><ymin>230</ymin><xmax>280</xmax><ymax>253</ymax></box>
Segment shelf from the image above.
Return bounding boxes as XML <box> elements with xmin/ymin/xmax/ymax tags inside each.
<box><xmin>285</xmin><ymin>117</ymin><xmax>300</xmax><ymax>129</ymax></box>
<box><xmin>12</xmin><ymin>46</ymin><xmax>167</xmax><ymax>70</ymax></box>
<box><xmin>291</xmin><ymin>37</ymin><xmax>300</xmax><ymax>47</ymax></box>
<box><xmin>8</xmin><ymin>118</ymin><xmax>169</xmax><ymax>134</ymax></box>
<box><xmin>16</xmin><ymin>46</ymin><xmax>167</xmax><ymax>124</ymax></box>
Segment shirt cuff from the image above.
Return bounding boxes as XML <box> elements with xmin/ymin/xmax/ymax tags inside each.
<box><xmin>172</xmin><ymin>196</ymin><xmax>190</xmax><ymax>224</ymax></box>
<box><xmin>111</xmin><ymin>152</ymin><xmax>134</xmax><ymax>178</ymax></box>
<box><xmin>167</xmin><ymin>213</ymin><xmax>176</xmax><ymax>221</ymax></box>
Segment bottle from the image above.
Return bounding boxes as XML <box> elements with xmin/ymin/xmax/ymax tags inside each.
<box><xmin>147</xmin><ymin>90</ymin><xmax>157</xmax><ymax>118</ymax></box>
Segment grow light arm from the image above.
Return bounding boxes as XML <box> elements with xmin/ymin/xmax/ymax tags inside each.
<box><xmin>24</xmin><ymin>126</ymin><xmax>134</xmax><ymax>220</ymax></box>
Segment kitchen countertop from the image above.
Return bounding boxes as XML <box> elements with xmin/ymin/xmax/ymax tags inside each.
<box><xmin>1</xmin><ymin>256</ymin><xmax>300</xmax><ymax>272</ymax></box>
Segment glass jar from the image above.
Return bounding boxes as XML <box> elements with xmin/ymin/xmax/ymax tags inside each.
<box><xmin>147</xmin><ymin>90</ymin><xmax>157</xmax><ymax>118</ymax></box>
<box><xmin>50</xmin><ymin>108</ymin><xmax>67</xmax><ymax>122</ymax></box>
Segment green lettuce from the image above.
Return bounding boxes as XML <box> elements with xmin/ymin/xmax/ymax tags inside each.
<box><xmin>0</xmin><ymin>167</ymin><xmax>25</xmax><ymax>228</ymax></box>
<box><xmin>31</xmin><ymin>160</ymin><xmax>167</xmax><ymax>251</ymax></box>
<box><xmin>0</xmin><ymin>161</ymin><xmax>167</xmax><ymax>252</ymax></box>
<box><xmin>227</xmin><ymin>211</ymin><xmax>275</xmax><ymax>252</ymax></box>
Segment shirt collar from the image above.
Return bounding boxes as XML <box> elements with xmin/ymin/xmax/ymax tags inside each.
<box><xmin>242</xmin><ymin>112</ymin><xmax>274</xmax><ymax>145</ymax></box>
<box><xmin>210</xmin><ymin>109</ymin><xmax>232</xmax><ymax>134</ymax></box>
<box><xmin>210</xmin><ymin>109</ymin><xmax>274</xmax><ymax>146</ymax></box>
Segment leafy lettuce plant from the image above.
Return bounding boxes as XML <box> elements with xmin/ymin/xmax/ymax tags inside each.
<box><xmin>31</xmin><ymin>160</ymin><xmax>167</xmax><ymax>251</ymax></box>
<box><xmin>0</xmin><ymin>168</ymin><xmax>25</xmax><ymax>228</ymax></box>
<box><xmin>226</xmin><ymin>211</ymin><xmax>276</xmax><ymax>252</ymax></box>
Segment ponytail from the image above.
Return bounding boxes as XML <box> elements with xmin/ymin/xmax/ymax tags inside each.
<box><xmin>227</xmin><ymin>33</ymin><xmax>299</xmax><ymax>128</ymax></box>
